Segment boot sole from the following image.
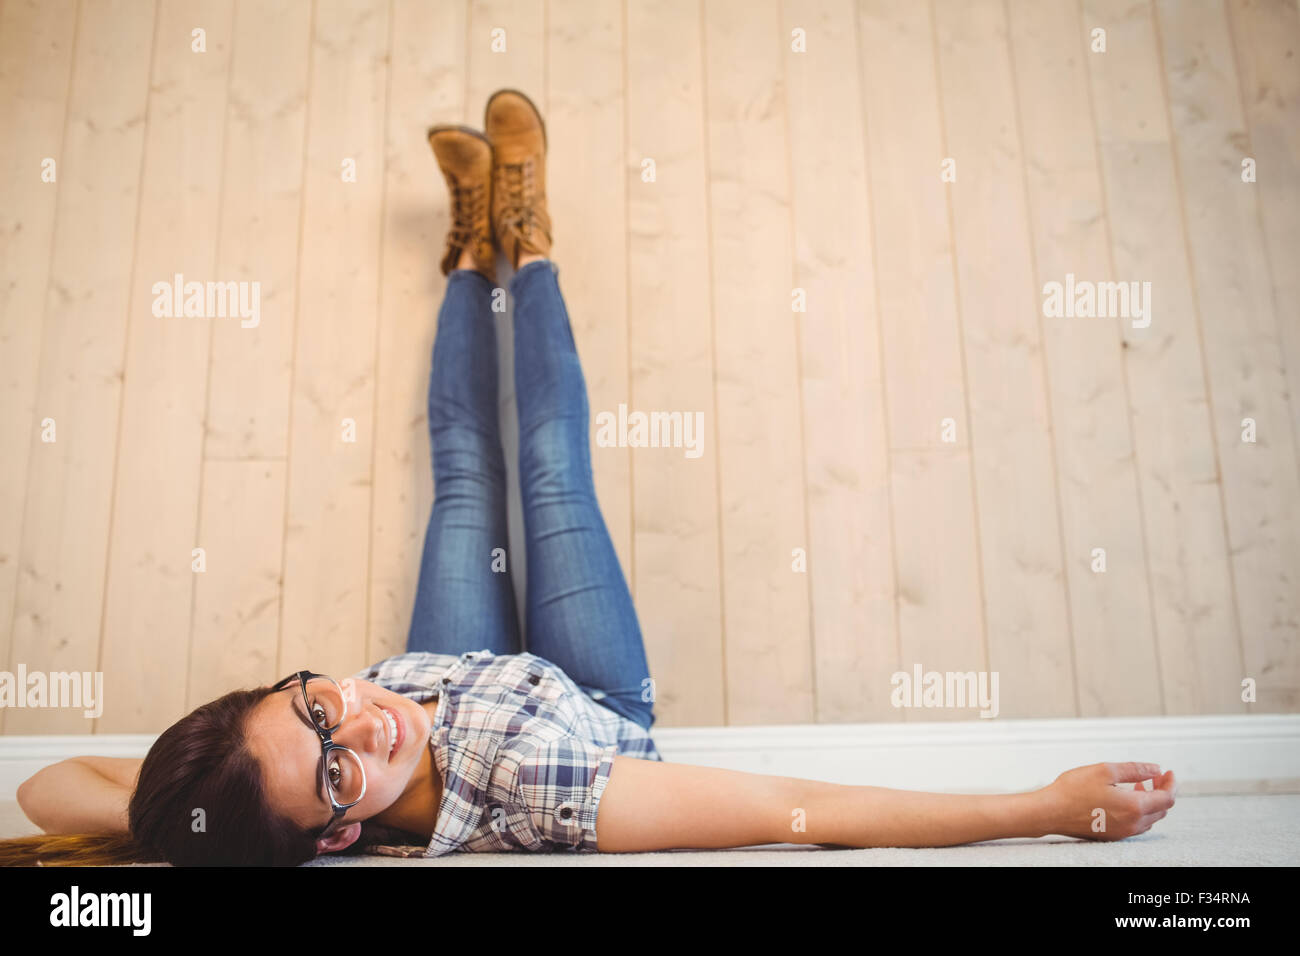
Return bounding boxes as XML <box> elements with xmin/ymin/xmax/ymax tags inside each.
<box><xmin>483</xmin><ymin>88</ymin><xmax>548</xmax><ymax>152</ymax></box>
<box><xmin>426</xmin><ymin>123</ymin><xmax>492</xmax><ymax>148</ymax></box>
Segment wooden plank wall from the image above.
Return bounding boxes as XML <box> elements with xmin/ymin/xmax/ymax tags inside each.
<box><xmin>1</xmin><ymin>0</ymin><xmax>1295</xmax><ymax>735</ymax></box>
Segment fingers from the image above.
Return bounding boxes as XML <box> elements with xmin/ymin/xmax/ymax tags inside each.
<box><xmin>1105</xmin><ymin>761</ymin><xmax>1163</xmax><ymax>784</ymax></box>
<box><xmin>1137</xmin><ymin>808</ymin><xmax>1168</xmax><ymax>835</ymax></box>
<box><xmin>1137</xmin><ymin>771</ymin><xmax>1177</xmax><ymax>814</ymax></box>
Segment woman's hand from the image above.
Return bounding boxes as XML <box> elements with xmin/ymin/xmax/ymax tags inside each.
<box><xmin>1040</xmin><ymin>761</ymin><xmax>1176</xmax><ymax>841</ymax></box>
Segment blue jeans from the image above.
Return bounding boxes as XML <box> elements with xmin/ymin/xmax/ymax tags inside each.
<box><xmin>406</xmin><ymin>259</ymin><xmax>656</xmax><ymax>731</ymax></box>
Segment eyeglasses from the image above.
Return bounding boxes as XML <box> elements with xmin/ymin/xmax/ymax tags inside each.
<box><xmin>270</xmin><ymin>671</ymin><xmax>368</xmax><ymax>836</ymax></box>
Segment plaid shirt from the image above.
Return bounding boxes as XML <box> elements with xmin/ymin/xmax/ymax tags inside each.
<box><xmin>348</xmin><ymin>649</ymin><xmax>661</xmax><ymax>856</ymax></box>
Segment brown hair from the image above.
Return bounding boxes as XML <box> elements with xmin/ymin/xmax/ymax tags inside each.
<box><xmin>0</xmin><ymin>685</ymin><xmax>410</xmax><ymax>867</ymax></box>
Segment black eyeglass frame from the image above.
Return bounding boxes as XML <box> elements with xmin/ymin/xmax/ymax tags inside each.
<box><xmin>270</xmin><ymin>670</ymin><xmax>369</xmax><ymax>837</ymax></box>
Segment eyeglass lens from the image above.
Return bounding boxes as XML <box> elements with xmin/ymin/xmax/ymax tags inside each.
<box><xmin>303</xmin><ymin>677</ymin><xmax>365</xmax><ymax>806</ymax></box>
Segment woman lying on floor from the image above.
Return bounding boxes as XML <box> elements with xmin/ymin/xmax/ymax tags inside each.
<box><xmin>2</xmin><ymin>90</ymin><xmax>1175</xmax><ymax>867</ymax></box>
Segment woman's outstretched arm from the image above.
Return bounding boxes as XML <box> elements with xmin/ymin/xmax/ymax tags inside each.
<box><xmin>594</xmin><ymin>756</ymin><xmax>1176</xmax><ymax>852</ymax></box>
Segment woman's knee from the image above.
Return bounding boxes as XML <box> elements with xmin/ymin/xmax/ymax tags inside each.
<box><xmin>430</xmin><ymin>422</ymin><xmax>506</xmax><ymax>483</ymax></box>
<box><xmin>584</xmin><ymin>686</ymin><xmax>656</xmax><ymax>732</ymax></box>
<box><xmin>518</xmin><ymin>415</ymin><xmax>592</xmax><ymax>498</ymax></box>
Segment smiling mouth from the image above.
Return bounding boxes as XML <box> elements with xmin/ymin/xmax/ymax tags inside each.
<box><xmin>380</xmin><ymin>705</ymin><xmax>401</xmax><ymax>760</ymax></box>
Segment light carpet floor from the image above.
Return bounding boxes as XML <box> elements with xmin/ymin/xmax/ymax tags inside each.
<box><xmin>3</xmin><ymin>795</ymin><xmax>1297</xmax><ymax>866</ymax></box>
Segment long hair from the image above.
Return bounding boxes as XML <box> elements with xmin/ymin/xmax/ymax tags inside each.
<box><xmin>0</xmin><ymin>685</ymin><xmax>413</xmax><ymax>867</ymax></box>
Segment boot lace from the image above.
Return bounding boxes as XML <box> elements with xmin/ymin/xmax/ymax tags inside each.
<box><xmin>495</xmin><ymin>159</ymin><xmax>545</xmax><ymax>240</ymax></box>
<box><xmin>448</xmin><ymin>179</ymin><xmax>488</xmax><ymax>250</ymax></box>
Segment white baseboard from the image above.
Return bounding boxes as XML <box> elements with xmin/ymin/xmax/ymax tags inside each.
<box><xmin>2</xmin><ymin>714</ymin><xmax>1297</xmax><ymax>803</ymax></box>
<box><xmin>650</xmin><ymin>714</ymin><xmax>1300</xmax><ymax>795</ymax></box>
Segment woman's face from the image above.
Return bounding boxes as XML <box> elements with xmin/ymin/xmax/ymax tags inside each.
<box><xmin>245</xmin><ymin>676</ymin><xmax>432</xmax><ymax>851</ymax></box>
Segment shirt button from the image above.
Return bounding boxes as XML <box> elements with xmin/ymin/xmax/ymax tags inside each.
<box><xmin>559</xmin><ymin>807</ymin><xmax>572</xmax><ymax>820</ymax></box>
<box><xmin>441</xmin><ymin>677</ymin><xmax>450</xmax><ymax>685</ymax></box>
<box><xmin>527</xmin><ymin>673</ymin><xmax>540</xmax><ymax>685</ymax></box>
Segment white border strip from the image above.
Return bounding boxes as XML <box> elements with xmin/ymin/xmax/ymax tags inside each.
<box><xmin>649</xmin><ymin>714</ymin><xmax>1300</xmax><ymax>793</ymax></box>
<box><xmin>1</xmin><ymin>714</ymin><xmax>1296</xmax><ymax>802</ymax></box>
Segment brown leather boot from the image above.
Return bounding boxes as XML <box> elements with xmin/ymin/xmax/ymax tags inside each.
<box><xmin>484</xmin><ymin>89</ymin><xmax>552</xmax><ymax>269</ymax></box>
<box><xmin>427</xmin><ymin>125</ymin><xmax>496</xmax><ymax>283</ymax></box>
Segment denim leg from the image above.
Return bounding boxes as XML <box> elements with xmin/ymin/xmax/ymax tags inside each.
<box><xmin>407</xmin><ymin>269</ymin><xmax>522</xmax><ymax>656</ymax></box>
<box><xmin>510</xmin><ymin>260</ymin><xmax>656</xmax><ymax>730</ymax></box>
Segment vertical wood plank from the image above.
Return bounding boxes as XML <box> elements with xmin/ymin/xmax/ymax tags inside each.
<box><xmin>704</xmin><ymin>0</ymin><xmax>814</xmax><ymax>724</ymax></box>
<box><xmin>279</xmin><ymin>0</ymin><xmax>390</xmax><ymax>679</ymax></box>
<box><xmin>189</xmin><ymin>461</ymin><xmax>286</xmax><ymax>702</ymax></box>
<box><xmin>858</xmin><ymin>2</ymin><xmax>970</xmax><ymax>444</ymax></box>
<box><xmin>1083</xmin><ymin>0</ymin><xmax>1245</xmax><ymax>714</ymax></box>
<box><xmin>466</xmin><ymin>0</ymin><xmax>545</xmax><ymax>112</ymax></box>
<box><xmin>0</xmin><ymin>0</ymin><xmax>77</xmax><ymax>700</ymax></box>
<box><xmin>548</xmin><ymin>0</ymin><xmax>632</xmax><ymax>592</ymax></box>
<box><xmin>858</xmin><ymin>0</ymin><xmax>986</xmax><ymax>721</ymax></box>
<box><xmin>625</xmin><ymin>0</ymin><xmax>725</xmax><ymax>725</ymax></box>
<box><xmin>369</xmin><ymin>0</ymin><xmax>469</xmax><ymax>664</ymax></box>
<box><xmin>782</xmin><ymin>0</ymin><xmax>896</xmax><ymax>721</ymax></box>
<box><xmin>97</xmin><ymin>0</ymin><xmax>234</xmax><ymax>732</ymax></box>
<box><xmin>190</xmin><ymin>0</ymin><xmax>312</xmax><ymax>703</ymax></box>
<box><xmin>933</xmin><ymin>0</ymin><xmax>1075</xmax><ymax>717</ymax></box>
<box><xmin>1156</xmin><ymin>0</ymin><xmax>1300</xmax><ymax>710</ymax></box>
<box><xmin>4</xmin><ymin>0</ymin><xmax>156</xmax><ymax>734</ymax></box>
<box><xmin>1228</xmin><ymin>0</ymin><xmax>1300</xmax><ymax>454</ymax></box>
<box><xmin>1005</xmin><ymin>0</ymin><xmax>1160</xmax><ymax>714</ymax></box>
<box><xmin>204</xmin><ymin>0</ymin><xmax>312</xmax><ymax>462</ymax></box>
